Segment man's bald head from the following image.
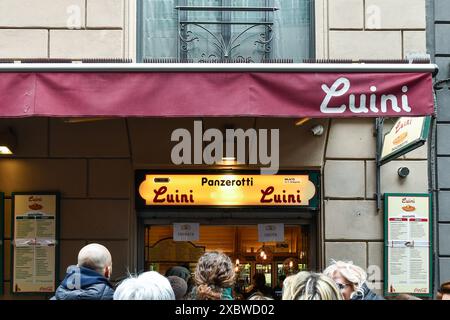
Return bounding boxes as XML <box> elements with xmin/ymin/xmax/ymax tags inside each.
<box><xmin>77</xmin><ymin>243</ymin><xmax>112</xmax><ymax>278</ymax></box>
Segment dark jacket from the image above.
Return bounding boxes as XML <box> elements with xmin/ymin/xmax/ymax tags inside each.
<box><xmin>51</xmin><ymin>266</ymin><xmax>114</xmax><ymax>300</ymax></box>
<box><xmin>351</xmin><ymin>283</ymin><xmax>384</xmax><ymax>300</ymax></box>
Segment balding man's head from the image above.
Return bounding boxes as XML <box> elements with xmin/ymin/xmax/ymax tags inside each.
<box><xmin>77</xmin><ymin>244</ymin><xmax>112</xmax><ymax>279</ymax></box>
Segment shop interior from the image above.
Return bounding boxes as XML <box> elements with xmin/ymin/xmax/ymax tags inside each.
<box><xmin>144</xmin><ymin>224</ymin><xmax>310</xmax><ymax>295</ymax></box>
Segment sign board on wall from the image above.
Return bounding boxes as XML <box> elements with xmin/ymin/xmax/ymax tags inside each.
<box><xmin>384</xmin><ymin>193</ymin><xmax>432</xmax><ymax>297</ymax></box>
<box><xmin>0</xmin><ymin>193</ymin><xmax>4</xmax><ymax>295</ymax></box>
<box><xmin>258</xmin><ymin>224</ymin><xmax>284</xmax><ymax>242</ymax></box>
<box><xmin>11</xmin><ymin>193</ymin><xmax>60</xmax><ymax>294</ymax></box>
<box><xmin>380</xmin><ymin>117</ymin><xmax>431</xmax><ymax>165</ymax></box>
<box><xmin>136</xmin><ymin>171</ymin><xmax>320</xmax><ymax>210</ymax></box>
<box><xmin>173</xmin><ymin>223</ymin><xmax>200</xmax><ymax>242</ymax></box>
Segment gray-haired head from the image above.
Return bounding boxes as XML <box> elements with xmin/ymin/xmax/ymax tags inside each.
<box><xmin>114</xmin><ymin>271</ymin><xmax>175</xmax><ymax>300</ymax></box>
<box><xmin>323</xmin><ymin>260</ymin><xmax>367</xmax><ymax>299</ymax></box>
<box><xmin>77</xmin><ymin>243</ymin><xmax>112</xmax><ymax>278</ymax></box>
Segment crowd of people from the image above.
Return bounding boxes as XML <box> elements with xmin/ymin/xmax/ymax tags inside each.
<box><xmin>51</xmin><ymin>243</ymin><xmax>450</xmax><ymax>301</ymax></box>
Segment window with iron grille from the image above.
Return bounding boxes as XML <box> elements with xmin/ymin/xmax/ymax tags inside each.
<box><xmin>138</xmin><ymin>0</ymin><xmax>314</xmax><ymax>62</ymax></box>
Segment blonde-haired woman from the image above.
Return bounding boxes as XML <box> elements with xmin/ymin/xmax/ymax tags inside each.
<box><xmin>323</xmin><ymin>260</ymin><xmax>384</xmax><ymax>300</ymax></box>
<box><xmin>282</xmin><ymin>271</ymin><xmax>343</xmax><ymax>300</ymax></box>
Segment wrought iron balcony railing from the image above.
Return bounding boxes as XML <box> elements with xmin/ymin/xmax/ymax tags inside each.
<box><xmin>176</xmin><ymin>1</ymin><xmax>278</xmax><ymax>63</ymax></box>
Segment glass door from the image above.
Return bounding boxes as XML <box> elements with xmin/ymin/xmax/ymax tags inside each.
<box><xmin>255</xmin><ymin>263</ymin><xmax>272</xmax><ymax>287</ymax></box>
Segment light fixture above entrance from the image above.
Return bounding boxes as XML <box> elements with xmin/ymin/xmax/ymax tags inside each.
<box><xmin>0</xmin><ymin>128</ymin><xmax>16</xmax><ymax>155</ymax></box>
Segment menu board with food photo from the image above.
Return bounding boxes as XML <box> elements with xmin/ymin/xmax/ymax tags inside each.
<box><xmin>384</xmin><ymin>193</ymin><xmax>432</xmax><ymax>297</ymax></box>
<box><xmin>11</xmin><ymin>193</ymin><xmax>59</xmax><ymax>294</ymax></box>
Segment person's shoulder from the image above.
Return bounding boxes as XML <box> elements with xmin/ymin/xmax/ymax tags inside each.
<box><xmin>221</xmin><ymin>288</ymin><xmax>234</xmax><ymax>300</ymax></box>
<box><xmin>78</xmin><ymin>282</ymin><xmax>114</xmax><ymax>300</ymax></box>
<box><xmin>101</xmin><ymin>283</ymin><xmax>115</xmax><ymax>300</ymax></box>
<box><xmin>366</xmin><ymin>289</ymin><xmax>385</xmax><ymax>300</ymax></box>
<box><xmin>373</xmin><ymin>293</ymin><xmax>385</xmax><ymax>300</ymax></box>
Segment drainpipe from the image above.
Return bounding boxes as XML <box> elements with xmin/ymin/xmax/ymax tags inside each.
<box><xmin>430</xmin><ymin>86</ymin><xmax>439</xmax><ymax>299</ymax></box>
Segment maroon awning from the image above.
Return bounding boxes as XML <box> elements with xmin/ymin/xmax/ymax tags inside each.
<box><xmin>0</xmin><ymin>64</ymin><xmax>435</xmax><ymax>118</ymax></box>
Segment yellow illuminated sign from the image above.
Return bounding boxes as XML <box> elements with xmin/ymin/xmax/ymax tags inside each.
<box><xmin>138</xmin><ymin>173</ymin><xmax>318</xmax><ymax>207</ymax></box>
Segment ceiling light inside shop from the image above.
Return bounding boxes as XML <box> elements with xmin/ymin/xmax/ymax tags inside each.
<box><xmin>0</xmin><ymin>146</ymin><xmax>13</xmax><ymax>155</ymax></box>
<box><xmin>0</xmin><ymin>129</ymin><xmax>16</xmax><ymax>155</ymax></box>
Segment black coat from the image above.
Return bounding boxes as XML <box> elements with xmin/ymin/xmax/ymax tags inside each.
<box><xmin>51</xmin><ymin>266</ymin><xmax>114</xmax><ymax>300</ymax></box>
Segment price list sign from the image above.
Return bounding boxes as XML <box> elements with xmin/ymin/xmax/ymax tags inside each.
<box><xmin>11</xmin><ymin>193</ymin><xmax>59</xmax><ymax>294</ymax></box>
<box><xmin>384</xmin><ymin>193</ymin><xmax>432</xmax><ymax>297</ymax></box>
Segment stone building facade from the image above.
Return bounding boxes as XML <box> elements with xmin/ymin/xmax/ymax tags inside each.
<box><xmin>0</xmin><ymin>0</ymin><xmax>432</xmax><ymax>299</ymax></box>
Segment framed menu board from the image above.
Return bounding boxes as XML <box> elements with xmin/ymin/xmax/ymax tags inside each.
<box><xmin>11</xmin><ymin>193</ymin><xmax>60</xmax><ymax>294</ymax></box>
<box><xmin>384</xmin><ymin>193</ymin><xmax>432</xmax><ymax>297</ymax></box>
<box><xmin>0</xmin><ymin>193</ymin><xmax>4</xmax><ymax>295</ymax></box>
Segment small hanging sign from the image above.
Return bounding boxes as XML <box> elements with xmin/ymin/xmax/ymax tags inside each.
<box><xmin>380</xmin><ymin>117</ymin><xmax>431</xmax><ymax>165</ymax></box>
<box><xmin>258</xmin><ymin>224</ymin><xmax>285</xmax><ymax>242</ymax></box>
<box><xmin>173</xmin><ymin>223</ymin><xmax>200</xmax><ymax>242</ymax></box>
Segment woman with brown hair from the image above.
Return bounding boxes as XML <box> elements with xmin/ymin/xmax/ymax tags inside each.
<box><xmin>187</xmin><ymin>252</ymin><xmax>236</xmax><ymax>300</ymax></box>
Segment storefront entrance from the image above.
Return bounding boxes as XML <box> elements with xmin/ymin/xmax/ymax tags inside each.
<box><xmin>144</xmin><ymin>224</ymin><xmax>311</xmax><ymax>294</ymax></box>
<box><xmin>136</xmin><ymin>170</ymin><xmax>320</xmax><ymax>297</ymax></box>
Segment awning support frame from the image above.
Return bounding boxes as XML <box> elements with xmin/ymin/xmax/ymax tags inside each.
<box><xmin>0</xmin><ymin>63</ymin><xmax>439</xmax><ymax>74</ymax></box>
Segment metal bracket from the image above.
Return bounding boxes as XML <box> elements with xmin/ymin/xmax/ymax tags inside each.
<box><xmin>375</xmin><ymin>117</ymin><xmax>385</xmax><ymax>212</ymax></box>
<box><xmin>434</xmin><ymin>78</ymin><xmax>450</xmax><ymax>90</ymax></box>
